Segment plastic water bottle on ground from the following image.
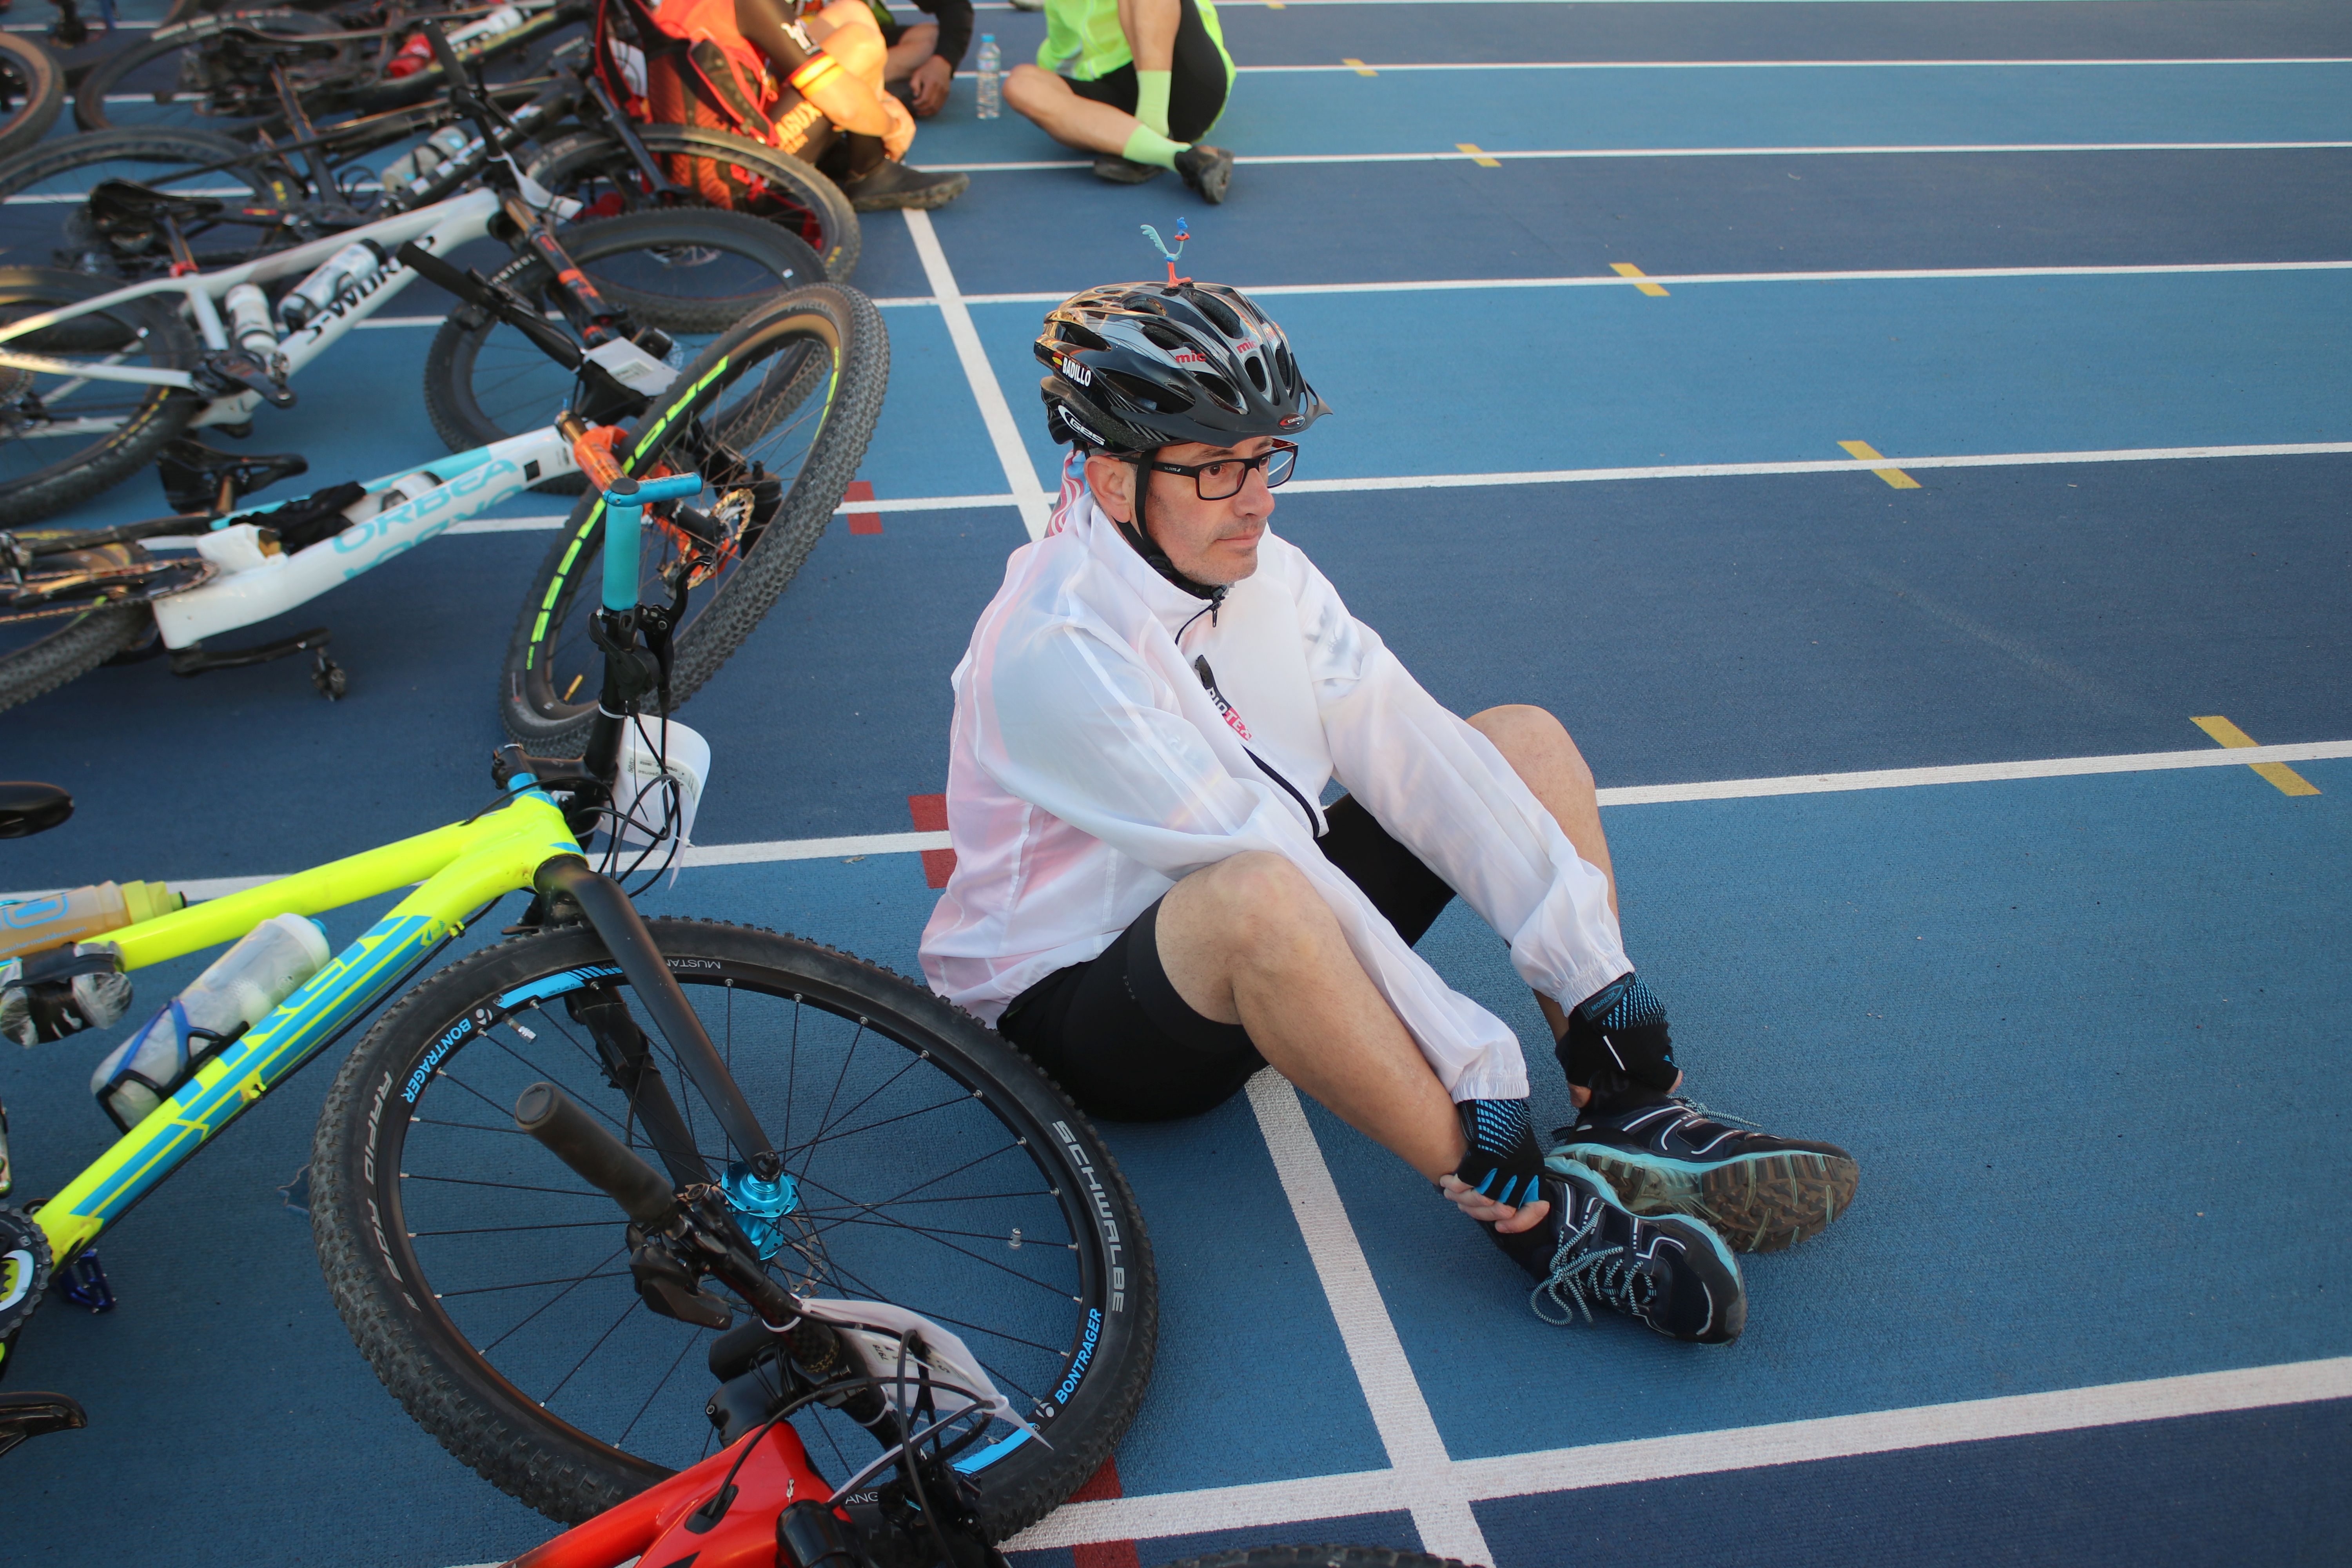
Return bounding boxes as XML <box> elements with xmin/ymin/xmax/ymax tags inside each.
<box><xmin>976</xmin><ymin>34</ymin><xmax>1001</xmax><ymax>120</ymax></box>
<box><xmin>91</xmin><ymin>913</ymin><xmax>330</xmax><ymax>1131</ymax></box>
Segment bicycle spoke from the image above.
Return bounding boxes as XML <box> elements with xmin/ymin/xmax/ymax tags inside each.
<box><xmin>618</xmin><ymin>1328</ymin><xmax>706</xmax><ymax>1447</ymax></box>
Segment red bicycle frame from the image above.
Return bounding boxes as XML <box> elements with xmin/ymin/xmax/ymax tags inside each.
<box><xmin>505</xmin><ymin>1423</ymin><xmax>836</xmax><ymax>1568</ymax></box>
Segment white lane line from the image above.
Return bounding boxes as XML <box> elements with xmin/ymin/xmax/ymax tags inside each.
<box><xmin>1241</xmin><ymin>1074</ymin><xmax>1492</xmax><ymax>1564</ymax></box>
<box><xmin>229</xmin><ymin>438</ymin><xmax>2352</xmax><ymax>547</ymax></box>
<box><xmin>15</xmin><ymin>741</ymin><xmax>2341</xmax><ymax>906</ymax></box>
<box><xmin>1236</xmin><ymin>56</ymin><xmax>2352</xmax><ymax>70</ymax></box>
<box><xmin>875</xmin><ymin>259</ymin><xmax>2352</xmax><ymax>309</ymax></box>
<box><xmin>1012</xmin><ymin>1356</ymin><xmax>2352</xmax><ymax>1548</ymax></box>
<box><xmin>901</xmin><ymin>209</ymin><xmax>1051</xmax><ymax>540</ymax></box>
<box><xmin>926</xmin><ymin>140</ymin><xmax>2352</xmax><ymax>172</ymax></box>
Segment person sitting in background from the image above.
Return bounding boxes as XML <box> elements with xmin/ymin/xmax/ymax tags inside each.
<box><xmin>1002</xmin><ymin>0</ymin><xmax>1236</xmax><ymax>201</ymax></box>
<box><xmin>864</xmin><ymin>0</ymin><xmax>972</xmax><ymax>117</ymax></box>
<box><xmin>617</xmin><ymin>0</ymin><xmax>968</xmax><ymax>209</ymax></box>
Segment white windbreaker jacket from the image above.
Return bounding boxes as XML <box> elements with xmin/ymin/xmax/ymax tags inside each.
<box><xmin>917</xmin><ymin>486</ymin><xmax>1631</xmax><ymax>1102</ymax></box>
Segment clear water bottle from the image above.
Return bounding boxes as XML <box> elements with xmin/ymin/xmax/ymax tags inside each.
<box><xmin>278</xmin><ymin>238</ymin><xmax>388</xmax><ymax>330</ymax></box>
<box><xmin>380</xmin><ymin>124</ymin><xmax>474</xmax><ymax>196</ymax></box>
<box><xmin>91</xmin><ymin>913</ymin><xmax>330</xmax><ymax>1132</ymax></box>
<box><xmin>976</xmin><ymin>34</ymin><xmax>1001</xmax><ymax>120</ymax></box>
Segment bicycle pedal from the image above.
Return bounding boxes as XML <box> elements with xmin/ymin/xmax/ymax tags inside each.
<box><xmin>57</xmin><ymin>1250</ymin><xmax>114</xmax><ymax>1314</ymax></box>
<box><xmin>192</xmin><ymin>349</ymin><xmax>296</xmax><ymax>409</ymax></box>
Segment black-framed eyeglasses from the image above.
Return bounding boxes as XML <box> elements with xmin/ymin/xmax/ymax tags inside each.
<box><xmin>1146</xmin><ymin>440</ymin><xmax>1298</xmax><ymax>501</ymax></box>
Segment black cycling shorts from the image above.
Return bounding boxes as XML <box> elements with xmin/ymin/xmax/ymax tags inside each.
<box><xmin>1065</xmin><ymin>0</ymin><xmax>1231</xmax><ymax>143</ymax></box>
<box><xmin>997</xmin><ymin>795</ymin><xmax>1454</xmax><ymax>1123</ymax></box>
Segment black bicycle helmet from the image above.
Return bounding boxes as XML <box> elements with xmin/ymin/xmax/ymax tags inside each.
<box><xmin>1035</xmin><ymin>280</ymin><xmax>1330</xmax><ymax>595</ymax></box>
<box><xmin>1036</xmin><ymin>280</ymin><xmax>1330</xmax><ymax>453</ymax></box>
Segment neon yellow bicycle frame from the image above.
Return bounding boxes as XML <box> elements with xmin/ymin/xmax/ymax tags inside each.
<box><xmin>33</xmin><ymin>788</ymin><xmax>586</xmax><ymax>1264</ymax></box>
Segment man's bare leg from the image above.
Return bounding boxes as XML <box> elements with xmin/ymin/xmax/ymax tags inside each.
<box><xmin>1155</xmin><ymin>850</ymin><xmax>1548</xmax><ymax>1232</ymax></box>
<box><xmin>1002</xmin><ymin>63</ymin><xmax>1151</xmax><ymax>156</ymax></box>
<box><xmin>1466</xmin><ymin>703</ymin><xmax>1680</xmax><ymax>1107</ymax></box>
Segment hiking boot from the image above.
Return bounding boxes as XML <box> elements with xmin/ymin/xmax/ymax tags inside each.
<box><xmin>1489</xmin><ymin>1164</ymin><xmax>1744</xmax><ymax>1343</ymax></box>
<box><xmin>1091</xmin><ymin>153</ymin><xmax>1162</xmax><ymax>185</ymax></box>
<box><xmin>1550</xmin><ymin>1095</ymin><xmax>1858</xmax><ymax>1254</ymax></box>
<box><xmin>1173</xmin><ymin>143</ymin><xmax>1234</xmax><ymax>203</ymax></box>
<box><xmin>839</xmin><ymin>160</ymin><xmax>969</xmax><ymax>212</ymax></box>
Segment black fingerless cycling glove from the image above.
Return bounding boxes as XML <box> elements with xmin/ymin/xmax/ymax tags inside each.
<box><xmin>1556</xmin><ymin>971</ymin><xmax>1677</xmax><ymax>1097</ymax></box>
<box><xmin>1452</xmin><ymin>1097</ymin><xmax>1544</xmax><ymax>1208</ymax></box>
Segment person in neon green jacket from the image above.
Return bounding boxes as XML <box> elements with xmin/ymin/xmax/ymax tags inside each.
<box><xmin>1003</xmin><ymin>0</ymin><xmax>1237</xmax><ymax>200</ymax></box>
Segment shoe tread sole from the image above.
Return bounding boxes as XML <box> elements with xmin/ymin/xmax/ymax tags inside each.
<box><xmin>1553</xmin><ymin>1147</ymin><xmax>1858</xmax><ymax>1254</ymax></box>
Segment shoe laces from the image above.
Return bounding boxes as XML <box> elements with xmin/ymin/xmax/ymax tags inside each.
<box><xmin>1528</xmin><ymin>1202</ymin><xmax>1658</xmax><ymax>1327</ymax></box>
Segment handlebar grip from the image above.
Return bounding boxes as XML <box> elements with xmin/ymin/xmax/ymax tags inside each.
<box><xmin>598</xmin><ymin>472</ymin><xmax>704</xmax><ymax>613</ymax></box>
<box><xmin>514</xmin><ymin>1081</ymin><xmax>676</xmax><ymax>1229</ymax></box>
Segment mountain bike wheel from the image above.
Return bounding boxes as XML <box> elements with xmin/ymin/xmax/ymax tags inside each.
<box><xmin>0</xmin><ymin>268</ymin><xmax>203</xmax><ymax>525</ymax></box>
<box><xmin>422</xmin><ymin>206</ymin><xmax>826</xmax><ymax>485</ymax></box>
<box><xmin>0</xmin><ymin>33</ymin><xmax>65</xmax><ymax>163</ymax></box>
<box><xmin>497</xmin><ymin>281</ymin><xmax>884</xmax><ymax>750</ymax></box>
<box><xmin>310</xmin><ymin>920</ymin><xmax>1155</xmax><ymax>1535</ymax></box>
<box><xmin>0</xmin><ymin>127</ymin><xmax>299</xmax><ymax>276</ymax></box>
<box><xmin>529</xmin><ymin>124</ymin><xmax>860</xmax><ymax>283</ymax></box>
<box><xmin>71</xmin><ymin>9</ymin><xmax>348</xmax><ymax>136</ymax></box>
<box><xmin>0</xmin><ymin>595</ymin><xmax>146</xmax><ymax>713</ymax></box>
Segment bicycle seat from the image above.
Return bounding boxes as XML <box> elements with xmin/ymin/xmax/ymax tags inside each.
<box><xmin>80</xmin><ymin>180</ymin><xmax>227</xmax><ymax>254</ymax></box>
<box><xmin>0</xmin><ymin>1392</ymin><xmax>87</xmax><ymax>1459</ymax></box>
<box><xmin>0</xmin><ymin>782</ymin><xmax>73</xmax><ymax>840</ymax></box>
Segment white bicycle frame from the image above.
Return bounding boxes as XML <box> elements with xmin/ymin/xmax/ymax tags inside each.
<box><xmin>0</xmin><ymin>168</ymin><xmax>671</xmax><ymax>432</ymax></box>
<box><xmin>150</xmin><ymin>422</ymin><xmax>582</xmax><ymax>648</ymax></box>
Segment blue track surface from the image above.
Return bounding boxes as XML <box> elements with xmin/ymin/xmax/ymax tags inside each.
<box><xmin>3</xmin><ymin>2</ymin><xmax>2346</xmax><ymax>1564</ymax></box>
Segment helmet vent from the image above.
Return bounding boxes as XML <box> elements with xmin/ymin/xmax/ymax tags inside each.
<box><xmin>1193</xmin><ymin>292</ymin><xmax>1243</xmax><ymax>336</ymax></box>
<box><xmin>1100</xmin><ymin>368</ymin><xmax>1190</xmax><ymax>414</ymax></box>
<box><xmin>1056</xmin><ymin>323</ymin><xmax>1110</xmax><ymax>352</ymax></box>
<box><xmin>1138</xmin><ymin>322</ymin><xmax>1190</xmax><ymax>353</ymax></box>
<box><xmin>1242</xmin><ymin>355</ymin><xmax>1268</xmax><ymax>393</ymax></box>
<box><xmin>1192</xmin><ymin>371</ymin><xmax>1244</xmax><ymax>412</ymax></box>
<box><xmin>1274</xmin><ymin>344</ymin><xmax>1297</xmax><ymax>391</ymax></box>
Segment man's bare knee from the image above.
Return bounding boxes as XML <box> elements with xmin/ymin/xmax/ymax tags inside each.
<box><xmin>1470</xmin><ymin>704</ymin><xmax>1593</xmax><ymax>793</ymax></box>
<box><xmin>1003</xmin><ymin>62</ymin><xmax>1062</xmax><ymax>113</ymax></box>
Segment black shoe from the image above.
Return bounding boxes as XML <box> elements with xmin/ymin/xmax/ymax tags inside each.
<box><xmin>839</xmin><ymin>160</ymin><xmax>969</xmax><ymax>212</ymax></box>
<box><xmin>1091</xmin><ymin>153</ymin><xmax>1163</xmax><ymax>185</ymax></box>
<box><xmin>1489</xmin><ymin>1164</ymin><xmax>1744</xmax><ymax>1344</ymax></box>
<box><xmin>1172</xmin><ymin>143</ymin><xmax>1234</xmax><ymax>204</ymax></box>
<box><xmin>1550</xmin><ymin>1095</ymin><xmax>1858</xmax><ymax>1254</ymax></box>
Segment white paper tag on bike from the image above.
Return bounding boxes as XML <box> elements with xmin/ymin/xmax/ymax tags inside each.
<box><xmin>611</xmin><ymin>717</ymin><xmax>710</xmax><ymax>852</ymax></box>
<box><xmin>799</xmin><ymin>1298</ymin><xmax>1034</xmax><ymax>1441</ymax></box>
<box><xmin>583</xmin><ymin>336</ymin><xmax>679</xmax><ymax>397</ymax></box>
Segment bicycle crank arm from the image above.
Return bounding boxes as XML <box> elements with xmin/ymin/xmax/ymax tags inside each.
<box><xmin>532</xmin><ymin>857</ymin><xmax>785</xmax><ymax>1181</ymax></box>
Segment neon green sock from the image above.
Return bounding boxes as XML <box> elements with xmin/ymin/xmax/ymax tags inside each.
<box><xmin>1120</xmin><ymin>123</ymin><xmax>1186</xmax><ymax>169</ymax></box>
<box><xmin>1134</xmin><ymin>69</ymin><xmax>1173</xmax><ymax>136</ymax></box>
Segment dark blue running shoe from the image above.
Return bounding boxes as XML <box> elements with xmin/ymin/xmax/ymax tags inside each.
<box><xmin>1549</xmin><ymin>1096</ymin><xmax>1858</xmax><ymax>1254</ymax></box>
<box><xmin>1488</xmin><ymin>1163</ymin><xmax>1744</xmax><ymax>1344</ymax></box>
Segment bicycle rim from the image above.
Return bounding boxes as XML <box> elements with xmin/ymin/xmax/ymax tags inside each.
<box><xmin>332</xmin><ymin>923</ymin><xmax>1137</xmax><ymax>1517</ymax></box>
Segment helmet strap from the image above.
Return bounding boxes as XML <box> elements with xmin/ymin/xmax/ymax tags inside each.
<box><xmin>1112</xmin><ymin>450</ymin><xmax>1221</xmax><ymax>601</ymax></box>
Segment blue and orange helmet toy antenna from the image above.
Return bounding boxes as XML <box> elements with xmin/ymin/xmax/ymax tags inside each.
<box><xmin>1141</xmin><ymin>218</ymin><xmax>1191</xmax><ymax>287</ymax></box>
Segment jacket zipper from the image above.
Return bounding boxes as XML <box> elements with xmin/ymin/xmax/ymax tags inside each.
<box><xmin>1192</xmin><ymin>655</ymin><xmax>1323</xmax><ymax>837</ymax></box>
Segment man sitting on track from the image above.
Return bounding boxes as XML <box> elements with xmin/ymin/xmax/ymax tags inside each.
<box><xmin>1002</xmin><ymin>0</ymin><xmax>1238</xmax><ymax>201</ymax></box>
<box><xmin>920</xmin><ymin>280</ymin><xmax>1859</xmax><ymax>1341</ymax></box>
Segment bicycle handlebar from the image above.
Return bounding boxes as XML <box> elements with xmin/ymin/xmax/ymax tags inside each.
<box><xmin>599</xmin><ymin>474</ymin><xmax>702</xmax><ymax>612</ymax></box>
<box><xmin>514</xmin><ymin>1081</ymin><xmax>676</xmax><ymax>1229</ymax></box>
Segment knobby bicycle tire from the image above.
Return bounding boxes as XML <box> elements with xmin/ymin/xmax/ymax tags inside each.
<box><xmin>0</xmin><ymin>269</ymin><xmax>203</xmax><ymax>525</ymax></box>
<box><xmin>309</xmin><ymin>920</ymin><xmax>1156</xmax><ymax>1535</ymax></box>
<box><xmin>0</xmin><ymin>599</ymin><xmax>146</xmax><ymax>713</ymax></box>
<box><xmin>496</xmin><ymin>281</ymin><xmax>885</xmax><ymax>750</ymax></box>
<box><xmin>529</xmin><ymin>124</ymin><xmax>860</xmax><ymax>283</ymax></box>
<box><xmin>1153</xmin><ymin>1551</ymin><xmax>1479</xmax><ymax>1568</ymax></box>
<box><xmin>421</xmin><ymin>205</ymin><xmax>827</xmax><ymax>482</ymax></box>
<box><xmin>0</xmin><ymin>126</ymin><xmax>301</xmax><ymax>277</ymax></box>
<box><xmin>0</xmin><ymin>33</ymin><xmax>65</xmax><ymax>163</ymax></box>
